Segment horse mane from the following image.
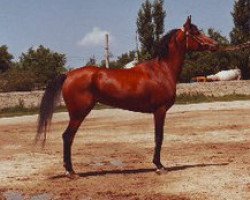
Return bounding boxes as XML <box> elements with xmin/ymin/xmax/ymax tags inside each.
<box><xmin>154</xmin><ymin>29</ymin><xmax>179</xmax><ymax>59</ymax></box>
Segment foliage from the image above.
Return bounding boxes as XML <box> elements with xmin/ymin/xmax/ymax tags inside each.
<box><xmin>230</xmin><ymin>0</ymin><xmax>250</xmax><ymax>45</ymax></box>
<box><xmin>137</xmin><ymin>0</ymin><xmax>165</xmax><ymax>59</ymax></box>
<box><xmin>115</xmin><ymin>51</ymin><xmax>136</xmax><ymax>67</ymax></box>
<box><xmin>207</xmin><ymin>28</ymin><xmax>229</xmax><ymax>46</ymax></box>
<box><xmin>180</xmin><ymin>29</ymin><xmax>234</xmax><ymax>82</ymax></box>
<box><xmin>86</xmin><ymin>55</ymin><xmax>97</xmax><ymax>66</ymax></box>
<box><xmin>0</xmin><ymin>66</ymin><xmax>36</xmax><ymax>91</ymax></box>
<box><xmin>18</xmin><ymin>45</ymin><xmax>67</xmax><ymax>88</ymax></box>
<box><xmin>230</xmin><ymin>0</ymin><xmax>250</xmax><ymax>79</ymax></box>
<box><xmin>0</xmin><ymin>45</ymin><xmax>14</xmax><ymax>73</ymax></box>
<box><xmin>137</xmin><ymin>0</ymin><xmax>155</xmax><ymax>58</ymax></box>
<box><xmin>100</xmin><ymin>51</ymin><xmax>136</xmax><ymax>69</ymax></box>
<box><xmin>152</xmin><ymin>0</ymin><xmax>166</xmax><ymax>43</ymax></box>
<box><xmin>0</xmin><ymin>45</ymin><xmax>67</xmax><ymax>92</ymax></box>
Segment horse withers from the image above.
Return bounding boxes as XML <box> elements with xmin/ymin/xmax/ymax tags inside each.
<box><xmin>36</xmin><ymin>16</ymin><xmax>218</xmax><ymax>178</ymax></box>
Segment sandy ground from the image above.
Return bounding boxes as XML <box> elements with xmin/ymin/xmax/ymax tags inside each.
<box><xmin>0</xmin><ymin>101</ymin><xmax>250</xmax><ymax>200</ymax></box>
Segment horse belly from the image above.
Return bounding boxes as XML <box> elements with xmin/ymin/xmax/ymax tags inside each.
<box><xmin>96</xmin><ymin>84</ymin><xmax>175</xmax><ymax>113</ymax></box>
<box><xmin>97</xmin><ymin>87</ymin><xmax>153</xmax><ymax>113</ymax></box>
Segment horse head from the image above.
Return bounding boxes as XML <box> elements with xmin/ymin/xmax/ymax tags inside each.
<box><xmin>177</xmin><ymin>16</ymin><xmax>219</xmax><ymax>52</ymax></box>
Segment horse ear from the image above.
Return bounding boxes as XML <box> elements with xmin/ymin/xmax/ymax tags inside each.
<box><xmin>183</xmin><ymin>15</ymin><xmax>192</xmax><ymax>31</ymax></box>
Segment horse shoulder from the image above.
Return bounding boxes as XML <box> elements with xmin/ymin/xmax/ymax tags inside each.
<box><xmin>146</xmin><ymin>67</ymin><xmax>177</xmax><ymax>108</ymax></box>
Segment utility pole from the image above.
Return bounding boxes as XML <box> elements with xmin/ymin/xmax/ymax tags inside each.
<box><xmin>105</xmin><ymin>34</ymin><xmax>109</xmax><ymax>68</ymax></box>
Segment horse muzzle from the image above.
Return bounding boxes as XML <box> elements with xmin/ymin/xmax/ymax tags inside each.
<box><xmin>204</xmin><ymin>43</ymin><xmax>219</xmax><ymax>52</ymax></box>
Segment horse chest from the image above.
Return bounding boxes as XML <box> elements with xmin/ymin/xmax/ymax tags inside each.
<box><xmin>149</xmin><ymin>81</ymin><xmax>176</xmax><ymax>108</ymax></box>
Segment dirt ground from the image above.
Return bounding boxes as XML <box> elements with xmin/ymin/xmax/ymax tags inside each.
<box><xmin>0</xmin><ymin>101</ymin><xmax>250</xmax><ymax>200</ymax></box>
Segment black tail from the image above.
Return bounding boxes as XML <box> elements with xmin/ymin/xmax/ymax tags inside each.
<box><xmin>36</xmin><ymin>74</ymin><xmax>67</xmax><ymax>145</ymax></box>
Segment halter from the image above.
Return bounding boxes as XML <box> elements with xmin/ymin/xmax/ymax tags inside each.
<box><xmin>181</xmin><ymin>28</ymin><xmax>209</xmax><ymax>50</ymax></box>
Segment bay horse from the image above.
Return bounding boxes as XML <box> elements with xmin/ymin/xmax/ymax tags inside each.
<box><xmin>36</xmin><ymin>16</ymin><xmax>218</xmax><ymax>178</ymax></box>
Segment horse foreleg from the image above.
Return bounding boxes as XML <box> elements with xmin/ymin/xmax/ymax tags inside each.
<box><xmin>153</xmin><ymin>106</ymin><xmax>167</xmax><ymax>172</ymax></box>
<box><xmin>62</xmin><ymin>119</ymin><xmax>83</xmax><ymax>178</ymax></box>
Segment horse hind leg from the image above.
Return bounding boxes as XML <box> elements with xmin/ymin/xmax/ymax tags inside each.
<box><xmin>62</xmin><ymin>96</ymin><xmax>95</xmax><ymax>178</ymax></box>
<box><xmin>62</xmin><ymin>118</ymin><xmax>83</xmax><ymax>178</ymax></box>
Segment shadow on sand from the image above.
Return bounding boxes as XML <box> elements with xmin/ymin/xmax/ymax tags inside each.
<box><xmin>50</xmin><ymin>162</ymin><xmax>229</xmax><ymax>179</ymax></box>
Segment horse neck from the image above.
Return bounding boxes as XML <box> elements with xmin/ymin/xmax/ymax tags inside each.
<box><xmin>160</xmin><ymin>41</ymin><xmax>186</xmax><ymax>83</ymax></box>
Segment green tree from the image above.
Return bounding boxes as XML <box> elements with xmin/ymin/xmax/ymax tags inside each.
<box><xmin>137</xmin><ymin>0</ymin><xmax>154</xmax><ymax>59</ymax></box>
<box><xmin>137</xmin><ymin>0</ymin><xmax>166</xmax><ymax>60</ymax></box>
<box><xmin>230</xmin><ymin>0</ymin><xmax>250</xmax><ymax>45</ymax></box>
<box><xmin>152</xmin><ymin>0</ymin><xmax>166</xmax><ymax>43</ymax></box>
<box><xmin>100</xmin><ymin>51</ymin><xmax>136</xmax><ymax>69</ymax></box>
<box><xmin>230</xmin><ymin>0</ymin><xmax>250</xmax><ymax>79</ymax></box>
<box><xmin>207</xmin><ymin>28</ymin><xmax>230</xmax><ymax>46</ymax></box>
<box><xmin>116</xmin><ymin>51</ymin><xmax>136</xmax><ymax>67</ymax></box>
<box><xmin>0</xmin><ymin>45</ymin><xmax>14</xmax><ymax>73</ymax></box>
<box><xmin>207</xmin><ymin>29</ymin><xmax>234</xmax><ymax>71</ymax></box>
<box><xmin>0</xmin><ymin>65</ymin><xmax>36</xmax><ymax>91</ymax></box>
<box><xmin>19</xmin><ymin>45</ymin><xmax>67</xmax><ymax>88</ymax></box>
<box><xmin>86</xmin><ymin>55</ymin><xmax>97</xmax><ymax>66</ymax></box>
<box><xmin>181</xmin><ymin>51</ymin><xmax>220</xmax><ymax>83</ymax></box>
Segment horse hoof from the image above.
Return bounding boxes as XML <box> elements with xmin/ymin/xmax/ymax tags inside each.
<box><xmin>65</xmin><ymin>171</ymin><xmax>79</xmax><ymax>179</ymax></box>
<box><xmin>155</xmin><ymin>167</ymin><xmax>167</xmax><ymax>175</ymax></box>
<box><xmin>155</xmin><ymin>169</ymin><xmax>162</xmax><ymax>175</ymax></box>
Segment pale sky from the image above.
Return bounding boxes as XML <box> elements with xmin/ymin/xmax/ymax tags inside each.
<box><xmin>0</xmin><ymin>0</ymin><xmax>235</xmax><ymax>68</ymax></box>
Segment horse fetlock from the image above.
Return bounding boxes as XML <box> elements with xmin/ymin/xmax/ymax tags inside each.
<box><xmin>65</xmin><ymin>170</ymin><xmax>79</xmax><ymax>179</ymax></box>
<box><xmin>153</xmin><ymin>158</ymin><xmax>166</xmax><ymax>170</ymax></box>
<box><xmin>155</xmin><ymin>167</ymin><xmax>167</xmax><ymax>175</ymax></box>
<box><xmin>63</xmin><ymin>162</ymin><xmax>73</xmax><ymax>172</ymax></box>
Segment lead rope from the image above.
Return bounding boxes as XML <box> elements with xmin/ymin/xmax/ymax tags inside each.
<box><xmin>181</xmin><ymin>28</ymin><xmax>250</xmax><ymax>52</ymax></box>
<box><xmin>219</xmin><ymin>41</ymin><xmax>250</xmax><ymax>52</ymax></box>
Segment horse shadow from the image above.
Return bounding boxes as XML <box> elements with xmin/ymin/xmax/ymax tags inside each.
<box><xmin>49</xmin><ymin>162</ymin><xmax>229</xmax><ymax>179</ymax></box>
